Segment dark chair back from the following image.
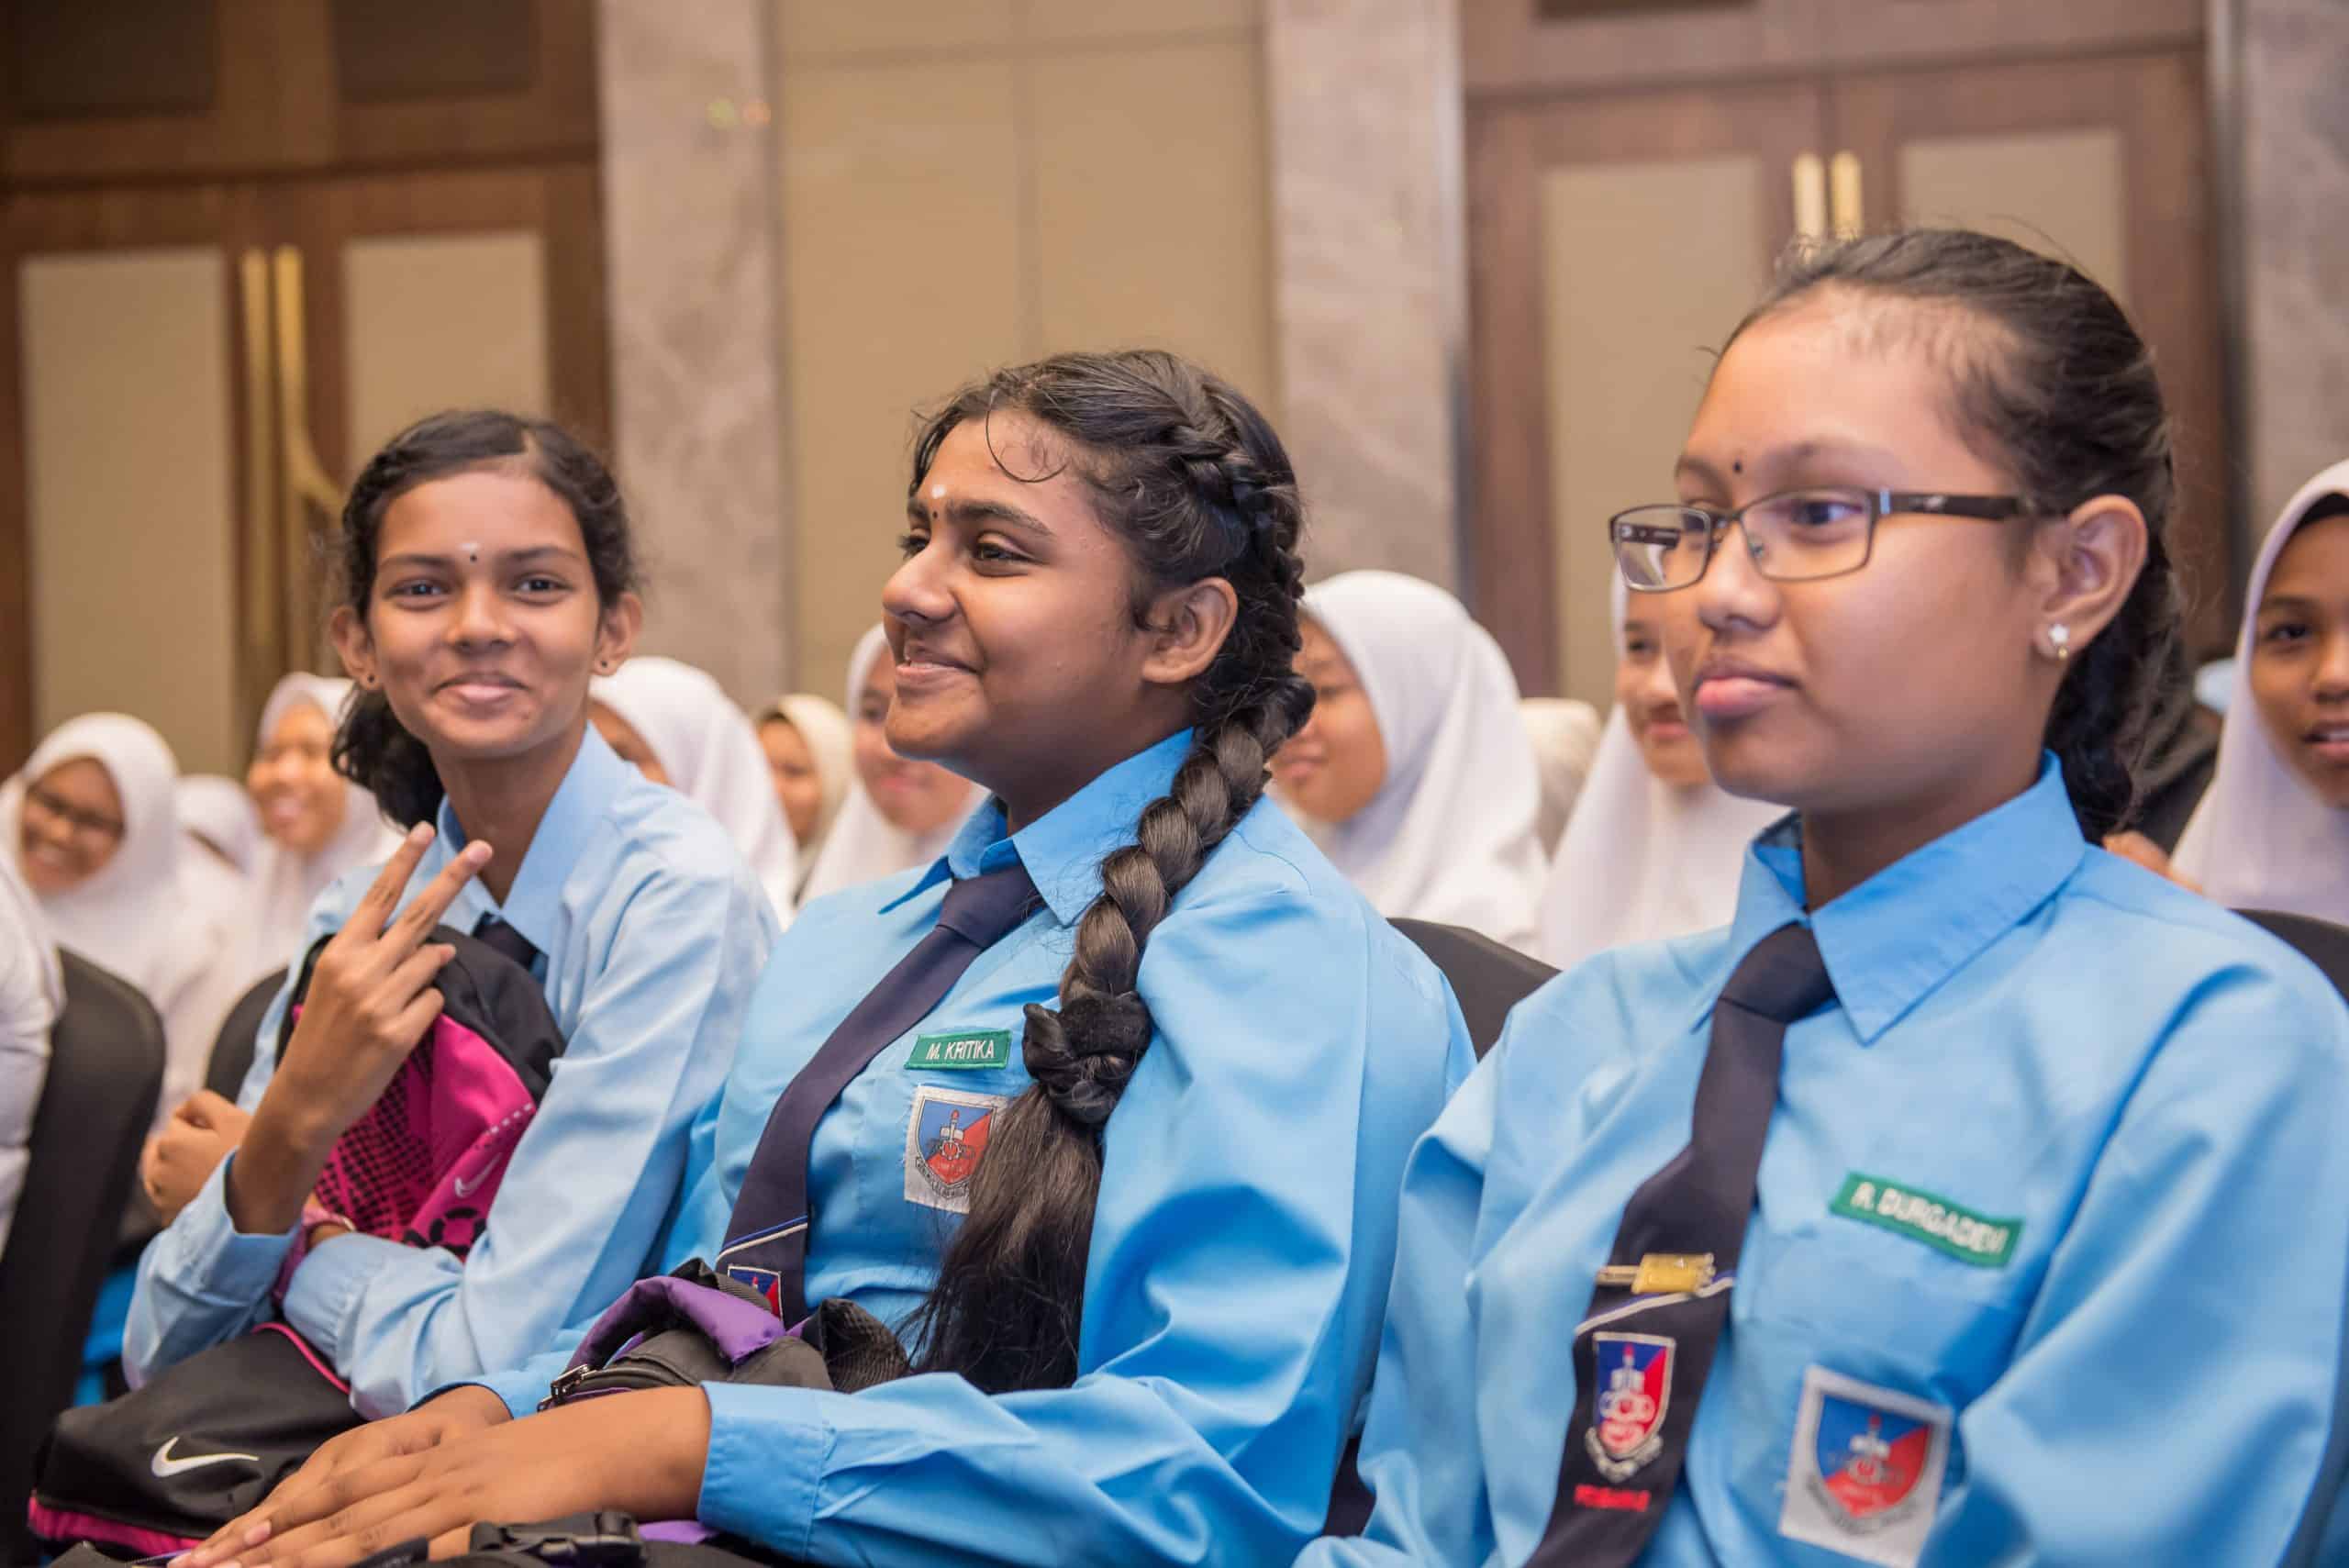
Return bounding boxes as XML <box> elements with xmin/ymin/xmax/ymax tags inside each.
<box><xmin>1391</xmin><ymin>918</ymin><xmax>1559</xmax><ymax>1059</ymax></box>
<box><xmin>205</xmin><ymin>967</ymin><xmax>284</xmax><ymax>1103</ymax></box>
<box><xmin>0</xmin><ymin>952</ymin><xmax>164</xmax><ymax>1564</ymax></box>
<box><xmin>2236</xmin><ymin>909</ymin><xmax>2349</xmax><ymax>1003</ymax></box>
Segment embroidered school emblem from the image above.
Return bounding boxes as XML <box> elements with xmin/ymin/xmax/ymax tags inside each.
<box><xmin>1778</xmin><ymin>1365</ymin><xmax>1953</xmax><ymax>1568</ymax></box>
<box><xmin>1586</xmin><ymin>1332</ymin><xmax>1674</xmax><ymax>1481</ymax></box>
<box><xmin>903</xmin><ymin>1084</ymin><xmax>1007</xmax><ymax>1214</ymax></box>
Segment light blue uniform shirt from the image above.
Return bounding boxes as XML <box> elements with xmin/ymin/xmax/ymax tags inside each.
<box><xmin>478</xmin><ymin>728</ymin><xmax>1474</xmax><ymax>1565</ymax></box>
<box><xmin>1305</xmin><ymin>757</ymin><xmax>2349</xmax><ymax>1568</ymax></box>
<box><xmin>127</xmin><ymin>727</ymin><xmax>779</xmax><ymax>1418</ymax></box>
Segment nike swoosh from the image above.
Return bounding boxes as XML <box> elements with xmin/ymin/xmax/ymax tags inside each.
<box><xmin>151</xmin><ymin>1437</ymin><xmax>262</xmax><ymax>1478</ymax></box>
<box><xmin>452</xmin><ymin>1172</ymin><xmax>484</xmax><ymax>1198</ymax></box>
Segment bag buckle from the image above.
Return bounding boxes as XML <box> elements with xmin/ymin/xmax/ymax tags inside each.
<box><xmin>469</xmin><ymin>1512</ymin><xmax>643</xmax><ymax>1565</ymax></box>
<box><xmin>540</xmin><ymin>1362</ymin><xmax>596</xmax><ymax>1410</ymax></box>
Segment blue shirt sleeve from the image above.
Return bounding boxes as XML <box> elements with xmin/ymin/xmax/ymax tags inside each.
<box><xmin>122</xmin><ymin>966</ymin><xmax>306</xmax><ymax>1386</ymax></box>
<box><xmin>1297</xmin><ymin>1014</ymin><xmax>1522</xmax><ymax>1568</ymax></box>
<box><xmin>277</xmin><ymin>863</ymin><xmax>773</xmax><ymax>1416</ymax></box>
<box><xmin>1923</xmin><ymin>961</ymin><xmax>2349</xmax><ymax>1564</ymax></box>
<box><xmin>695</xmin><ymin>883</ymin><xmax>1469</xmax><ymax>1565</ymax></box>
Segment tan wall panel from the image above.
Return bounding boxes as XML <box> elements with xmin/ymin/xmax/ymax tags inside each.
<box><xmin>1899</xmin><ymin>128</ymin><xmax>2129</xmax><ymax>304</ymax></box>
<box><xmin>21</xmin><ymin>249</ymin><xmax>240</xmax><ymax>773</ymax></box>
<box><xmin>1541</xmin><ymin>158</ymin><xmax>1763</xmax><ymax>707</ymax></box>
<box><xmin>774</xmin><ymin>0</ymin><xmax>1015</xmax><ymax>61</ymax></box>
<box><xmin>1026</xmin><ymin>0</ymin><xmax>1257</xmax><ymax>44</ymax></box>
<box><xmin>1030</xmin><ymin>38</ymin><xmax>1276</xmax><ymax>411</ymax></box>
<box><xmin>781</xmin><ymin>59</ymin><xmax>1024</xmax><ymax>697</ymax></box>
<box><xmin>344</xmin><ymin>230</ymin><xmax>552</xmax><ymax>466</ymax></box>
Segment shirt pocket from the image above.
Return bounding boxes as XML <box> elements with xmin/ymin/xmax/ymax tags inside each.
<box><xmin>1740</xmin><ymin>1213</ymin><xmax>2035</xmax><ymax>1411</ymax></box>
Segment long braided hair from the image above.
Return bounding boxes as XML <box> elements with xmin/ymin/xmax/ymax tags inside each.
<box><xmin>903</xmin><ymin>350</ymin><xmax>1315</xmax><ymax>1393</ymax></box>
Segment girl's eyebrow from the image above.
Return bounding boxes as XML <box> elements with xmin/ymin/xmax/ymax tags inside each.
<box><xmin>378</xmin><ymin>544</ymin><xmax>585</xmax><ymax>570</ymax></box>
<box><xmin>907</xmin><ymin>495</ymin><xmax>1053</xmax><ymax>538</ymax></box>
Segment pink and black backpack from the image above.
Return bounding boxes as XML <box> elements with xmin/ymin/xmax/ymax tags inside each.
<box><xmin>29</xmin><ymin>924</ymin><xmax>563</xmax><ymax>1559</ymax></box>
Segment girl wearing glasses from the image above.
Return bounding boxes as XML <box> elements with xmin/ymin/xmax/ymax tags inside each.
<box><xmin>2</xmin><ymin>714</ymin><xmax>236</xmax><ymax>1125</ymax></box>
<box><xmin>1301</xmin><ymin>228</ymin><xmax>2349</xmax><ymax>1568</ymax></box>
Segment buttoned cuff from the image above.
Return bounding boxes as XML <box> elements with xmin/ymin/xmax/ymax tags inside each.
<box><xmin>696</xmin><ymin>1380</ymin><xmax>829</xmax><ymax>1557</ymax></box>
<box><xmin>155</xmin><ymin>1151</ymin><xmax>296</xmax><ymax>1304</ymax></box>
<box><xmin>280</xmin><ymin>1229</ymin><xmax>410</xmax><ymax>1364</ymax></box>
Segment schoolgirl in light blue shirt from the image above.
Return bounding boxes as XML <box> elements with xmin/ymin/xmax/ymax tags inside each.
<box><xmin>128</xmin><ymin>412</ymin><xmax>777</xmax><ymax>1418</ymax></box>
<box><xmin>180</xmin><ymin>351</ymin><xmax>1471</xmax><ymax>1568</ymax></box>
<box><xmin>1303</xmin><ymin>230</ymin><xmax>2349</xmax><ymax>1568</ymax></box>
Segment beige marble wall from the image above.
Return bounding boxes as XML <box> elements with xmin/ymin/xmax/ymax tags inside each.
<box><xmin>596</xmin><ymin>0</ymin><xmax>793</xmax><ymax>703</ymax></box>
<box><xmin>2237</xmin><ymin>0</ymin><xmax>2349</xmax><ymax>539</ymax></box>
<box><xmin>1265</xmin><ymin>0</ymin><xmax>1464</xmax><ymax>590</ymax></box>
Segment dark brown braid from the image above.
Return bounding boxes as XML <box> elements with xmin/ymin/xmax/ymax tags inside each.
<box><xmin>903</xmin><ymin>350</ymin><xmax>1314</xmax><ymax>1393</ymax></box>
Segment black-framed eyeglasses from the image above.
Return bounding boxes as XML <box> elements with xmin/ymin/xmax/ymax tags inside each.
<box><xmin>24</xmin><ymin>784</ymin><xmax>126</xmax><ymax>842</ymax></box>
<box><xmin>1609</xmin><ymin>487</ymin><xmax>2034</xmax><ymax>592</ymax></box>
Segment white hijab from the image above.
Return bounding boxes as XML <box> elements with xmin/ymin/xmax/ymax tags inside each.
<box><xmin>1520</xmin><ymin>697</ymin><xmax>1604</xmax><ymax>855</ymax></box>
<box><xmin>2171</xmin><ymin>460</ymin><xmax>2349</xmax><ymax>922</ymax></box>
<box><xmin>240</xmin><ymin>673</ymin><xmax>402</xmax><ymax>985</ymax></box>
<box><xmin>1538</xmin><ymin>579</ymin><xmax>1782</xmax><ymax>971</ymax></box>
<box><xmin>799</xmin><ymin>626</ymin><xmax>985</xmax><ymax>904</ymax></box>
<box><xmin>762</xmin><ymin>693</ymin><xmax>854</xmax><ymax>867</ymax></box>
<box><xmin>2</xmin><ymin>715</ymin><xmax>231</xmax><ymax>1120</ymax></box>
<box><xmin>1297</xmin><ymin>572</ymin><xmax>1548</xmax><ymax>951</ymax></box>
<box><xmin>175</xmin><ymin>774</ymin><xmax>262</xmax><ymax>875</ymax></box>
<box><xmin>593</xmin><ymin>656</ymin><xmax>799</xmax><ymax>921</ymax></box>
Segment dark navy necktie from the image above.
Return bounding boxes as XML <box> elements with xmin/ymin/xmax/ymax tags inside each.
<box><xmin>719</xmin><ymin>861</ymin><xmax>1040</xmax><ymax>1323</ymax></box>
<box><xmin>1530</xmin><ymin>921</ymin><xmax>1836</xmax><ymax>1567</ymax></box>
<box><xmin>472</xmin><ymin>913</ymin><xmax>540</xmax><ymax>973</ymax></box>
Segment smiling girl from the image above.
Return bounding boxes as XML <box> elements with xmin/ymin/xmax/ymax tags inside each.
<box><xmin>1539</xmin><ymin>578</ymin><xmax>1778</xmax><ymax>971</ymax></box>
<box><xmin>1300</xmin><ymin>231</ymin><xmax>2349</xmax><ymax>1567</ymax></box>
<box><xmin>178</xmin><ymin>351</ymin><xmax>1470</xmax><ymax>1568</ymax></box>
<box><xmin>126</xmin><ymin>410</ymin><xmax>778</xmax><ymax>1418</ymax></box>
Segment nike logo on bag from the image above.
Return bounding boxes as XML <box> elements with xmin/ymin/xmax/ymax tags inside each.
<box><xmin>150</xmin><ymin>1437</ymin><xmax>262</xmax><ymax>1478</ymax></box>
<box><xmin>452</xmin><ymin>1173</ymin><xmax>484</xmax><ymax>1198</ymax></box>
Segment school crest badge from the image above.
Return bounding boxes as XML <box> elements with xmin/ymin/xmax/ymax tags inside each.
<box><xmin>1586</xmin><ymin>1332</ymin><xmax>1674</xmax><ymax>1481</ymax></box>
<box><xmin>1778</xmin><ymin>1365</ymin><xmax>1953</xmax><ymax>1568</ymax></box>
<box><xmin>903</xmin><ymin>1084</ymin><xmax>1007</xmax><ymax>1214</ymax></box>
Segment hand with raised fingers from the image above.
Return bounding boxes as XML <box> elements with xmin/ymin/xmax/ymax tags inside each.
<box><xmin>173</xmin><ymin>1389</ymin><xmax>708</xmax><ymax>1568</ymax></box>
<box><xmin>228</xmin><ymin>825</ymin><xmax>491</xmax><ymax>1236</ymax></box>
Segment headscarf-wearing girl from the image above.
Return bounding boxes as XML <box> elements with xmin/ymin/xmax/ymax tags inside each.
<box><xmin>1300</xmin><ymin>231</ymin><xmax>2349</xmax><ymax>1568</ymax></box>
<box><xmin>796</xmin><ymin>624</ymin><xmax>985</xmax><ymax>901</ymax></box>
<box><xmin>753</xmin><ymin>692</ymin><xmax>853</xmax><ymax>878</ymax></box>
<box><xmin>180</xmin><ymin>350</ymin><xmax>1473</xmax><ymax>1568</ymax></box>
<box><xmin>176</xmin><ymin>774</ymin><xmax>263</xmax><ymax>875</ymax></box>
<box><xmin>2163</xmin><ymin>460</ymin><xmax>2349</xmax><ymax>921</ymax></box>
<box><xmin>126</xmin><ymin>410</ymin><xmax>780</xmax><ymax>1418</ymax></box>
<box><xmin>0</xmin><ymin>853</ymin><xmax>61</xmax><ymax>1255</ymax></box>
<box><xmin>1538</xmin><ymin>576</ymin><xmax>1781</xmax><ymax>970</ymax></box>
<box><xmin>4</xmin><ymin>714</ymin><xmax>234</xmax><ymax>1118</ymax></box>
<box><xmin>591</xmin><ymin>655</ymin><xmax>801</xmax><ymax>920</ymax></box>
<box><xmin>237</xmin><ymin>673</ymin><xmax>405</xmax><ymax>991</ymax></box>
<box><xmin>1519</xmin><ymin>696</ymin><xmax>1603</xmax><ymax>854</ymax></box>
<box><xmin>1276</xmin><ymin>570</ymin><xmax>1548</xmax><ymax>950</ymax></box>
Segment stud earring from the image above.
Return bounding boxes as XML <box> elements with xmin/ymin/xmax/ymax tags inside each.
<box><xmin>2047</xmin><ymin>623</ymin><xmax>2071</xmax><ymax>662</ymax></box>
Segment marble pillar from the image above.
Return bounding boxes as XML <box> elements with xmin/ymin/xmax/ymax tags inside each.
<box><xmin>2237</xmin><ymin>0</ymin><xmax>2349</xmax><ymax>537</ymax></box>
<box><xmin>1265</xmin><ymin>0</ymin><xmax>1465</xmax><ymax>590</ymax></box>
<box><xmin>596</xmin><ymin>0</ymin><xmax>794</xmax><ymax>701</ymax></box>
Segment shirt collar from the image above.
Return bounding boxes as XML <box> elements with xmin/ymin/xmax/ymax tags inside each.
<box><xmin>1703</xmin><ymin>753</ymin><xmax>2087</xmax><ymax>1043</ymax></box>
<box><xmin>882</xmin><ymin>729</ymin><xmax>1197</xmax><ymax>927</ymax></box>
<box><xmin>435</xmin><ymin>725</ymin><xmax>631</xmax><ymax>952</ymax></box>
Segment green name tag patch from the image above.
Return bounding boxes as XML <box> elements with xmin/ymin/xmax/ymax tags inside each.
<box><xmin>1830</xmin><ymin>1173</ymin><xmax>2021</xmax><ymax>1269</ymax></box>
<box><xmin>908</xmin><ymin>1029</ymin><xmax>1013</xmax><ymax>1071</ymax></box>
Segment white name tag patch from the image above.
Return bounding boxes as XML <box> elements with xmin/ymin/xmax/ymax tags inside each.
<box><xmin>1777</xmin><ymin>1365</ymin><xmax>1953</xmax><ymax>1567</ymax></box>
<box><xmin>902</xmin><ymin>1084</ymin><xmax>1008</xmax><ymax>1214</ymax></box>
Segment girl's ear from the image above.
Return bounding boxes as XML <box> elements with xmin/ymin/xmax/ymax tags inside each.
<box><xmin>2032</xmin><ymin>494</ymin><xmax>2148</xmax><ymax>661</ymax></box>
<box><xmin>329</xmin><ymin>605</ymin><xmax>376</xmax><ymax>688</ymax></box>
<box><xmin>594</xmin><ymin>590</ymin><xmax>645</xmax><ymax>676</ymax></box>
<box><xmin>1139</xmin><ymin>577</ymin><xmax>1240</xmax><ymax>691</ymax></box>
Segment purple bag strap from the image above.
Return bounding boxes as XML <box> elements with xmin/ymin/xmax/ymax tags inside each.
<box><xmin>562</xmin><ymin>1274</ymin><xmax>793</xmax><ymax>1375</ymax></box>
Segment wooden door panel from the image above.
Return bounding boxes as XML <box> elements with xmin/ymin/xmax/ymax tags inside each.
<box><xmin>1467</xmin><ymin>82</ymin><xmax>1826</xmax><ymax>696</ymax></box>
<box><xmin>1830</xmin><ymin>49</ymin><xmax>2232</xmax><ymax>651</ymax></box>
